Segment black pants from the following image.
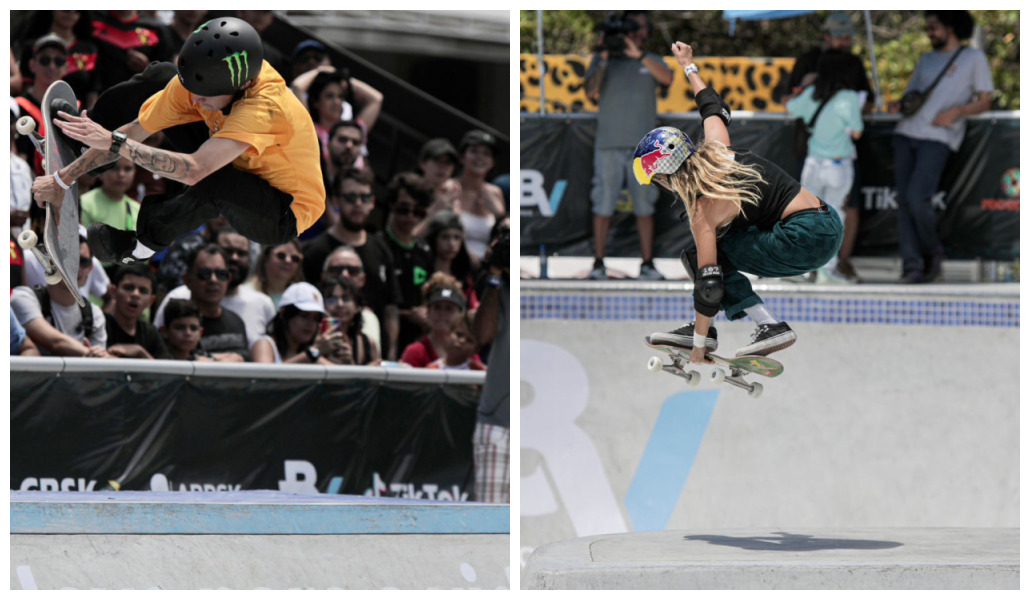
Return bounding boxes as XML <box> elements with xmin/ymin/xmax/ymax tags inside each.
<box><xmin>92</xmin><ymin>62</ymin><xmax>297</xmax><ymax>251</ymax></box>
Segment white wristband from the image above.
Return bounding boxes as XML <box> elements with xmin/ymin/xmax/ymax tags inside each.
<box><xmin>693</xmin><ymin>332</ymin><xmax>706</xmax><ymax>348</ymax></box>
<box><xmin>53</xmin><ymin>172</ymin><xmax>71</xmax><ymax>190</ymax></box>
<box><xmin>683</xmin><ymin>63</ymin><xmax>699</xmax><ymax>77</ymax></box>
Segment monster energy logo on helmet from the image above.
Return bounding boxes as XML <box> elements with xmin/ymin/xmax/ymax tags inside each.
<box><xmin>178</xmin><ymin>17</ymin><xmax>264</xmax><ymax>96</ymax></box>
<box><xmin>223</xmin><ymin>51</ymin><xmax>251</xmax><ymax>89</ymax></box>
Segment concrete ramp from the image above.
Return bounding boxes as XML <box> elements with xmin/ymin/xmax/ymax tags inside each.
<box><xmin>524</xmin><ymin>528</ymin><xmax>1018</xmax><ymax>589</ymax></box>
<box><xmin>11</xmin><ymin>491</ymin><xmax>510</xmax><ymax>590</ymax></box>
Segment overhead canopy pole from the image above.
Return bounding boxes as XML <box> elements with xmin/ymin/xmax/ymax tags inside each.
<box><xmin>537</xmin><ymin>10</ymin><xmax>546</xmax><ymax>115</ymax></box>
<box><xmin>863</xmin><ymin>10</ymin><xmax>882</xmax><ymax>113</ymax></box>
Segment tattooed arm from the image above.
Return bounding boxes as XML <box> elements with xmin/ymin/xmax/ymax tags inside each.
<box><xmin>31</xmin><ymin>118</ymin><xmax>152</xmax><ymax>209</ymax></box>
<box><xmin>49</xmin><ymin>109</ymin><xmax>249</xmax><ymax>187</ymax></box>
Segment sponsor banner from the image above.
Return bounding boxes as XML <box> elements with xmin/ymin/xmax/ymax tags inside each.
<box><xmin>520</xmin><ymin>115</ymin><xmax>1019</xmax><ymax>261</ymax></box>
<box><xmin>11</xmin><ymin>369</ymin><xmax>479</xmax><ymax>498</ymax></box>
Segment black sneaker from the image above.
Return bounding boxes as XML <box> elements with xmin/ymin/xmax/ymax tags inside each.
<box><xmin>648</xmin><ymin>321</ymin><xmax>718</xmax><ymax>351</ymax></box>
<box><xmin>736</xmin><ymin>322</ymin><xmax>796</xmax><ymax>356</ymax></box>
<box><xmin>923</xmin><ymin>246</ymin><xmax>944</xmax><ymax>282</ymax></box>
<box><xmin>87</xmin><ymin>222</ymin><xmax>140</xmax><ymax>264</ymax></box>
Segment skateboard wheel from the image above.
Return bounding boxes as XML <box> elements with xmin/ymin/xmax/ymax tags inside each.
<box><xmin>685</xmin><ymin>371</ymin><xmax>701</xmax><ymax>387</ymax></box>
<box><xmin>647</xmin><ymin>356</ymin><xmax>663</xmax><ymax>373</ymax></box>
<box><xmin>42</xmin><ymin>270</ymin><xmax>64</xmax><ymax>285</ymax></box>
<box><xmin>748</xmin><ymin>382</ymin><xmax>764</xmax><ymax>399</ymax></box>
<box><xmin>16</xmin><ymin>116</ymin><xmax>36</xmax><ymax>135</ymax></box>
<box><xmin>17</xmin><ymin>229</ymin><xmax>38</xmax><ymax>249</ymax></box>
<box><xmin>710</xmin><ymin>368</ymin><xmax>726</xmax><ymax>385</ymax></box>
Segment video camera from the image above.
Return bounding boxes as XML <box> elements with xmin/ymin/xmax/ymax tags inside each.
<box><xmin>488</xmin><ymin>225</ymin><xmax>510</xmax><ymax>272</ymax></box>
<box><xmin>594</xmin><ymin>11</ymin><xmax>641</xmax><ymax>56</ymax></box>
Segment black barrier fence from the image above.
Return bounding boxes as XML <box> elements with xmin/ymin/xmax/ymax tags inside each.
<box><xmin>10</xmin><ymin>359</ymin><xmax>482</xmax><ymax>500</ymax></box>
<box><xmin>520</xmin><ymin>113</ymin><xmax>1020</xmax><ymax>262</ymax></box>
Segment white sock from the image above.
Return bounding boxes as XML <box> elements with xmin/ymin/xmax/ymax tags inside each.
<box><xmin>132</xmin><ymin>240</ymin><xmax>156</xmax><ymax>261</ymax></box>
<box><xmin>745</xmin><ymin>304</ymin><xmax>778</xmax><ymax>326</ymax></box>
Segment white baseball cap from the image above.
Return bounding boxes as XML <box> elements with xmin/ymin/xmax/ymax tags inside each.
<box><xmin>279</xmin><ymin>282</ymin><xmax>327</xmax><ymax>315</ymax></box>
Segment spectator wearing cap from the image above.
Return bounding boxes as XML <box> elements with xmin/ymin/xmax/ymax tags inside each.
<box><xmin>454</xmin><ymin>129</ymin><xmax>507</xmax><ymax>261</ymax></box>
<box><xmin>235</xmin><ymin>11</ymin><xmax>291</xmax><ymax>77</ymax></box>
<box><xmin>400</xmin><ymin>272</ymin><xmax>481</xmax><ymax>368</ymax></box>
<box><xmin>250</xmin><ymin>281</ymin><xmax>346</xmax><ymax>364</ymax></box>
<box><xmin>775</xmin><ymin>12</ymin><xmax>874</xmax><ymax>113</ymax></box>
<box><xmin>15</xmin><ymin>11</ymin><xmax>100</xmax><ymax>109</ymax></box>
<box><xmin>316</xmin><ymin>276</ymin><xmax>380</xmax><ymax>365</ymax></box>
<box><xmin>14</xmin><ymin>34</ymin><xmax>70</xmax><ymax>176</ymax></box>
<box><xmin>375</xmin><ymin>172</ymin><xmax>435</xmax><ymax>353</ymax></box>
<box><xmin>415</xmin><ymin>138</ymin><xmax>463</xmax><ymax>225</ymax></box>
<box><xmin>775</xmin><ymin>12</ymin><xmax>875</xmax><ymax>282</ymax></box>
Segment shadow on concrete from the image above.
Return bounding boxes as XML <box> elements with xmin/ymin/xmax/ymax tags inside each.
<box><xmin>684</xmin><ymin>532</ymin><xmax>903</xmax><ymax>552</ymax></box>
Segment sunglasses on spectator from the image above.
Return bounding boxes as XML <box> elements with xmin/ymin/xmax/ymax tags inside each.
<box><xmin>393</xmin><ymin>204</ymin><xmax>427</xmax><ymax>218</ymax></box>
<box><xmin>36</xmin><ymin>56</ymin><xmax>67</xmax><ymax>67</ymax></box>
<box><xmin>327</xmin><ymin>265</ymin><xmax>363</xmax><ymax>276</ymax></box>
<box><xmin>79</xmin><ymin>256</ymin><xmax>93</xmax><ymax>269</ymax></box>
<box><xmin>118</xmin><ymin>283</ymin><xmax>152</xmax><ymax>295</ymax></box>
<box><xmin>274</xmin><ymin>251</ymin><xmax>302</xmax><ymax>263</ymax></box>
<box><xmin>195</xmin><ymin>268</ymin><xmax>231</xmax><ymax>282</ymax></box>
<box><xmin>171</xmin><ymin>323</ymin><xmax>201</xmax><ymax>333</ymax></box>
<box><xmin>341</xmin><ymin>193</ymin><xmax>373</xmax><ymax>205</ymax></box>
<box><xmin>325</xmin><ymin>295</ymin><xmax>356</xmax><ymax>307</ymax></box>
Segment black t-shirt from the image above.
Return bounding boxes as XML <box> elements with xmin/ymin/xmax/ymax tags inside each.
<box><xmin>198</xmin><ymin>308</ymin><xmax>250</xmax><ymax>360</ymax></box>
<box><xmin>375</xmin><ymin>229</ymin><xmax>432</xmax><ymax>350</ymax></box>
<box><xmin>302</xmin><ymin>231</ymin><xmax>403</xmax><ymax>317</ymax></box>
<box><xmin>727</xmin><ymin>148</ymin><xmax>802</xmax><ymax>233</ymax></box>
<box><xmin>105</xmin><ymin>316</ymin><xmax>172</xmax><ymax>359</ymax></box>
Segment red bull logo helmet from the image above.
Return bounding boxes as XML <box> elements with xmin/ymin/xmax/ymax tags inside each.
<box><xmin>632</xmin><ymin>126</ymin><xmax>696</xmax><ymax>185</ymax></box>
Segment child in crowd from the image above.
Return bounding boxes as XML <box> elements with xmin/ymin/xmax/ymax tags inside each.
<box><xmin>160</xmin><ymin>299</ymin><xmax>212</xmax><ymax>361</ymax></box>
<box><xmin>427</xmin><ymin>311</ymin><xmax>485</xmax><ymax>371</ymax></box>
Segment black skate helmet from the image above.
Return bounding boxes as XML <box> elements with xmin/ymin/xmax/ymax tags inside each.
<box><xmin>177</xmin><ymin>17</ymin><xmax>264</xmax><ymax>96</ymax></box>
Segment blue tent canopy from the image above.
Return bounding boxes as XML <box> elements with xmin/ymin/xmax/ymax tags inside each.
<box><xmin>722</xmin><ymin>10</ymin><xmax>814</xmax><ymax>36</ymax></box>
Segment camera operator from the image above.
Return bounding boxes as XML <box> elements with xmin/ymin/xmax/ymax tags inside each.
<box><xmin>584</xmin><ymin>11</ymin><xmax>674</xmax><ymax>281</ymax></box>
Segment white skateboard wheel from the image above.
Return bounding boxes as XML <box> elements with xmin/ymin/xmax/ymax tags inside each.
<box><xmin>710</xmin><ymin>368</ymin><xmax>726</xmax><ymax>385</ymax></box>
<box><xmin>17</xmin><ymin>229</ymin><xmax>38</xmax><ymax>249</ymax></box>
<box><xmin>16</xmin><ymin>116</ymin><xmax>36</xmax><ymax>135</ymax></box>
<box><xmin>685</xmin><ymin>371</ymin><xmax>701</xmax><ymax>387</ymax></box>
<box><xmin>647</xmin><ymin>356</ymin><xmax>663</xmax><ymax>373</ymax></box>
<box><xmin>42</xmin><ymin>270</ymin><xmax>64</xmax><ymax>285</ymax></box>
<box><xmin>748</xmin><ymin>382</ymin><xmax>764</xmax><ymax>399</ymax></box>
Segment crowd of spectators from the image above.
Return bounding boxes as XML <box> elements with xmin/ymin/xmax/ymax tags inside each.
<box><xmin>10</xmin><ymin>10</ymin><xmax>510</xmax><ymax>374</ymax></box>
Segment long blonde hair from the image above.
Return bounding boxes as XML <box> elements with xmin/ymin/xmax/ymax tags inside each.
<box><xmin>654</xmin><ymin>139</ymin><xmax>765</xmax><ymax>226</ymax></box>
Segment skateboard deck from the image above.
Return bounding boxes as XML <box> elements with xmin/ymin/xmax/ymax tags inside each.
<box><xmin>16</xmin><ymin>80</ymin><xmax>85</xmax><ymax>307</ymax></box>
<box><xmin>645</xmin><ymin>336</ymin><xmax>783</xmax><ymax>398</ymax></box>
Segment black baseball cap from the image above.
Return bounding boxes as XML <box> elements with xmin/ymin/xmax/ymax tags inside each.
<box><xmin>458</xmin><ymin>129</ymin><xmax>497</xmax><ymax>155</ymax></box>
<box><xmin>419</xmin><ymin>138</ymin><xmax>460</xmax><ymax>163</ymax></box>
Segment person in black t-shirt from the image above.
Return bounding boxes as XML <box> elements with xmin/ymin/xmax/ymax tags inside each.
<box><xmin>179</xmin><ymin>244</ymin><xmax>249</xmax><ymax>362</ymax></box>
<box><xmin>104</xmin><ymin>264</ymin><xmax>171</xmax><ymax>359</ymax></box>
<box><xmin>774</xmin><ymin>13</ymin><xmax>874</xmax><ymax>113</ymax></box>
<box><xmin>375</xmin><ymin>172</ymin><xmax>434</xmax><ymax>353</ymax></box>
<box><xmin>640</xmin><ymin>42</ymin><xmax>844</xmax><ymax>362</ymax></box>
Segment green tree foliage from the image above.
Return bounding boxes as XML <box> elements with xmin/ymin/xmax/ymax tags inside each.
<box><xmin>520</xmin><ymin>10</ymin><xmax>1018</xmax><ymax>109</ymax></box>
